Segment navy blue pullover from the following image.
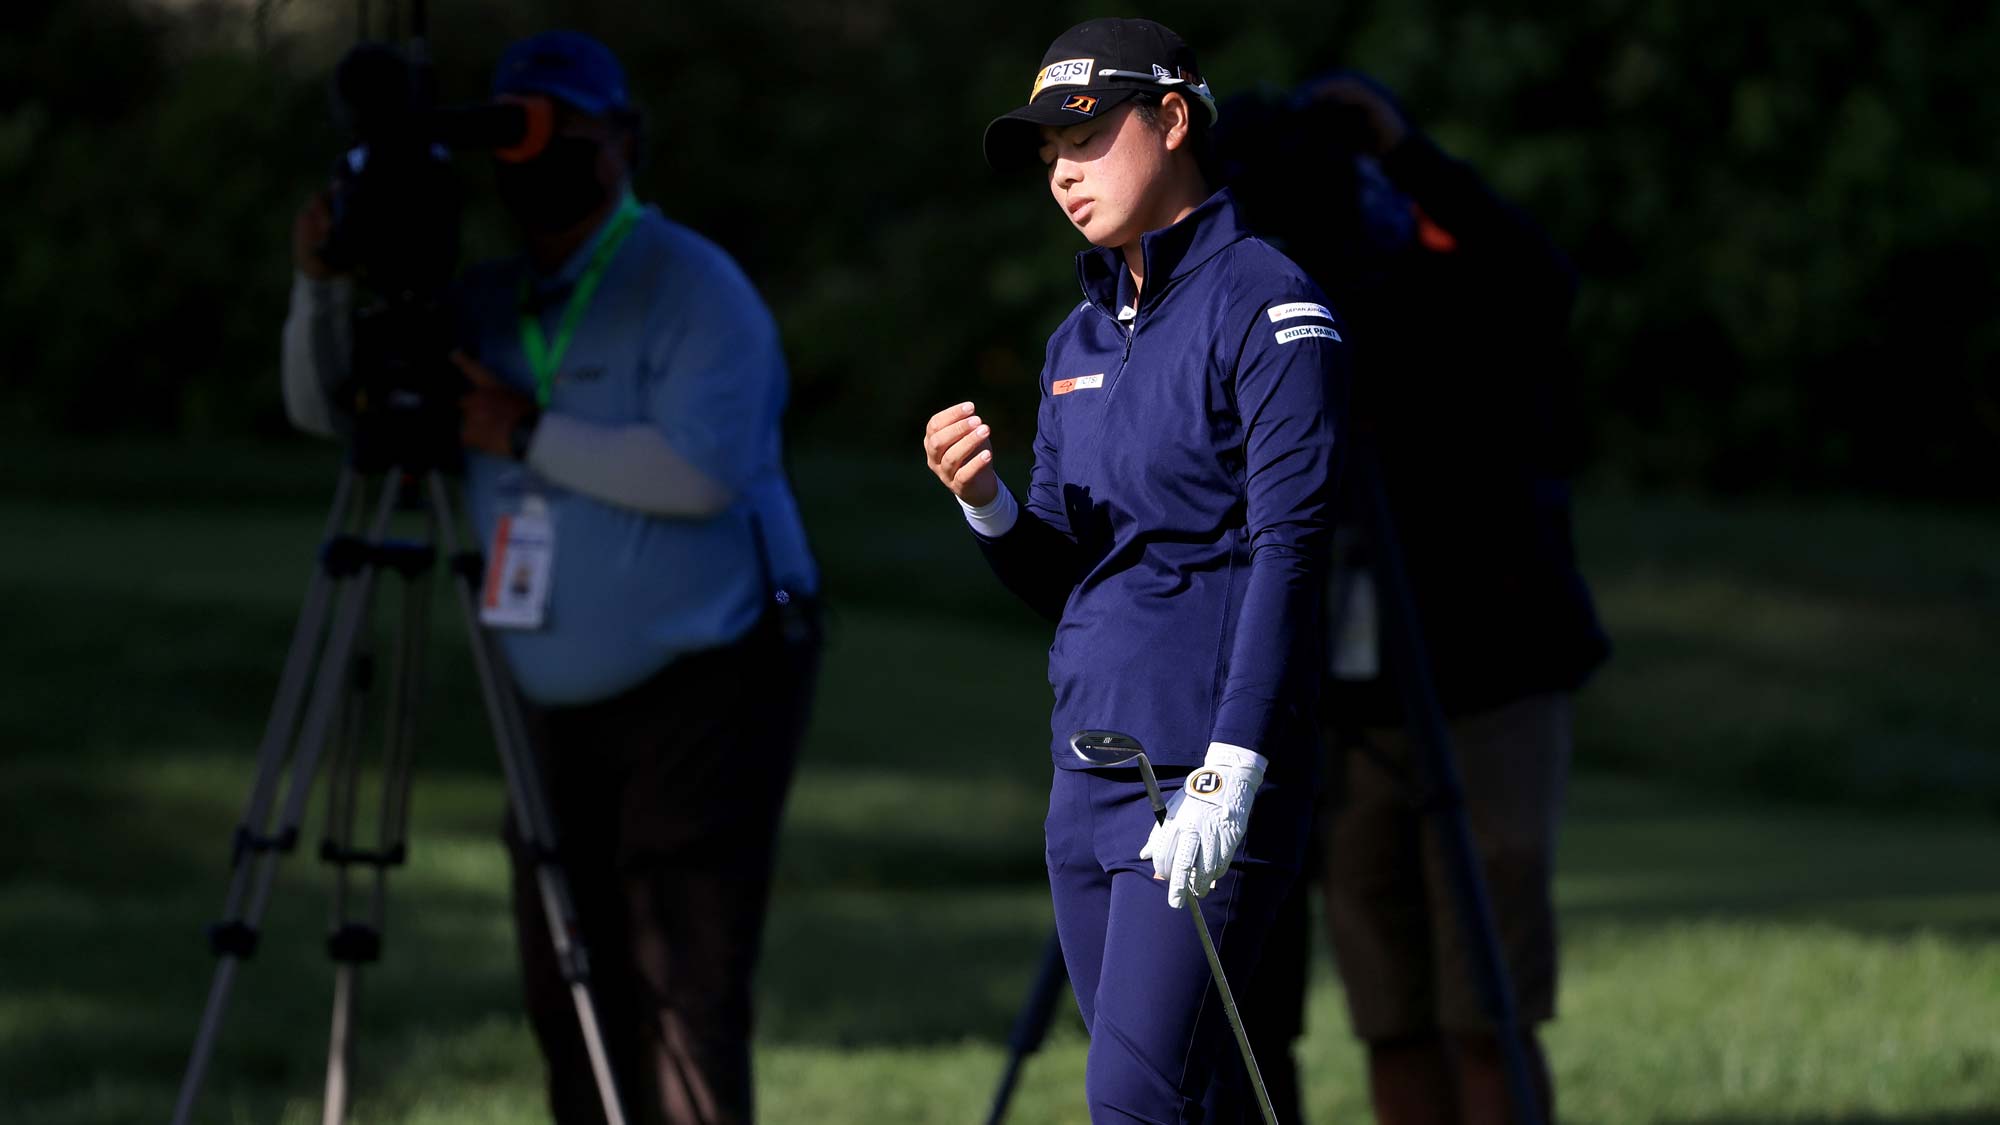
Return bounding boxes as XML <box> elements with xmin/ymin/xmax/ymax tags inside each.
<box><xmin>977</xmin><ymin>189</ymin><xmax>1349</xmax><ymax>771</ymax></box>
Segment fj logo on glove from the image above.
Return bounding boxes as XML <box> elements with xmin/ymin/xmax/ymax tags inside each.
<box><xmin>1188</xmin><ymin>768</ymin><xmax>1224</xmax><ymax>796</ymax></box>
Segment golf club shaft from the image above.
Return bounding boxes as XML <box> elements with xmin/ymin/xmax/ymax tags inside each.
<box><xmin>1131</xmin><ymin>753</ymin><xmax>1279</xmax><ymax>1125</ymax></box>
<box><xmin>1135</xmin><ymin>755</ymin><xmax>1168</xmax><ymax>822</ymax></box>
<box><xmin>1188</xmin><ymin>899</ymin><xmax>1278</xmax><ymax>1125</ymax></box>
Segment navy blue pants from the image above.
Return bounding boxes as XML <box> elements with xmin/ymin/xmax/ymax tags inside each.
<box><xmin>1047</xmin><ymin>763</ymin><xmax>1314</xmax><ymax>1124</ymax></box>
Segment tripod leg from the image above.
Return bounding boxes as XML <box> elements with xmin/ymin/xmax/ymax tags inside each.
<box><xmin>1355</xmin><ymin>452</ymin><xmax>1545</xmax><ymax>1125</ymax></box>
<box><xmin>205</xmin><ymin>464</ymin><xmax>360</xmax><ymax>940</ymax></box>
<box><xmin>231</xmin><ymin>474</ymin><xmax>406</xmax><ymax>942</ymax></box>
<box><xmin>425</xmin><ymin>473</ymin><xmax>631</xmax><ymax>1125</ymax></box>
<box><xmin>319</xmin><ymin>486</ymin><xmax>442</xmax><ymax>1125</ymax></box>
<box><xmin>229</xmin><ymin>465</ymin><xmax>362</xmax><ymax>878</ymax></box>
<box><xmin>172</xmin><ymin>957</ymin><xmax>245</xmax><ymax>1125</ymax></box>
<box><xmin>321</xmin><ymin>639</ymin><xmax>373</xmax><ymax>1125</ymax></box>
<box><xmin>378</xmin><ymin>499</ymin><xmax>433</xmax><ymax>870</ymax></box>
<box><xmin>323</xmin><ymin>961</ymin><xmax>359</xmax><ymax>1125</ymax></box>
<box><xmin>173</xmin><ymin>466</ymin><xmax>382</xmax><ymax>1125</ymax></box>
<box><xmin>985</xmin><ymin>927</ymin><xmax>1068</xmax><ymax>1125</ymax></box>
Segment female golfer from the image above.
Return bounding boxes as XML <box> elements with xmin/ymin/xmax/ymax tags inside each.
<box><xmin>922</xmin><ymin>17</ymin><xmax>1348</xmax><ymax>1121</ymax></box>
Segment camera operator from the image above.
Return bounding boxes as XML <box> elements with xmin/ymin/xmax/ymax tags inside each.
<box><xmin>1219</xmin><ymin>73</ymin><xmax>1610</xmax><ymax>1125</ymax></box>
<box><xmin>282</xmin><ymin>30</ymin><xmax>820</xmax><ymax>1125</ymax></box>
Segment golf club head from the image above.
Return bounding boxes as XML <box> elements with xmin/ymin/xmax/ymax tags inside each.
<box><xmin>1070</xmin><ymin>729</ymin><xmax>1147</xmax><ymax>767</ymax></box>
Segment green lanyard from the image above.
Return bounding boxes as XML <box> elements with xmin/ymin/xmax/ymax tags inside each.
<box><xmin>517</xmin><ymin>194</ymin><xmax>644</xmax><ymax>407</ymax></box>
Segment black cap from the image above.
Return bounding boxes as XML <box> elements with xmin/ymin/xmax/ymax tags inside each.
<box><xmin>983</xmin><ymin>18</ymin><xmax>1218</xmax><ymax>172</ymax></box>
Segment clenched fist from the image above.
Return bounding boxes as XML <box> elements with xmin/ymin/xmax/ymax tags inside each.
<box><xmin>923</xmin><ymin>401</ymin><xmax>999</xmax><ymax>507</ymax></box>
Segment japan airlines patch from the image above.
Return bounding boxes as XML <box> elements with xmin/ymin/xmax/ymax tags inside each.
<box><xmin>1267</xmin><ymin>302</ymin><xmax>1335</xmax><ymax>323</ymax></box>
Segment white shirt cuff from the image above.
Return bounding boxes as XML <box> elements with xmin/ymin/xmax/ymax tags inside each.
<box><xmin>958</xmin><ymin>482</ymin><xmax>1020</xmax><ymax>538</ymax></box>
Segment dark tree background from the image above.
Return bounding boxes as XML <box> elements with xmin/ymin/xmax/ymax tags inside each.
<box><xmin>3</xmin><ymin>0</ymin><xmax>1994</xmax><ymax>497</ymax></box>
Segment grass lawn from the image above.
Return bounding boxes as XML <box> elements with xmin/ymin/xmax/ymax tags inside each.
<box><xmin>1</xmin><ymin>440</ymin><xmax>1995</xmax><ymax>1123</ymax></box>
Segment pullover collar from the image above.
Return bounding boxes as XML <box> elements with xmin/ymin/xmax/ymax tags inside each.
<box><xmin>1075</xmin><ymin>186</ymin><xmax>1250</xmax><ymax>317</ymax></box>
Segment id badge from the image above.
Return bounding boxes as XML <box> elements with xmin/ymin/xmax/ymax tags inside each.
<box><xmin>479</xmin><ymin>494</ymin><xmax>555</xmax><ymax>630</ymax></box>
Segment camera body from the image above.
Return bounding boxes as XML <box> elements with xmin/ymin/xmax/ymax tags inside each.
<box><xmin>1216</xmin><ymin>91</ymin><xmax>1373</xmax><ymax>276</ymax></box>
<box><xmin>318</xmin><ymin>42</ymin><xmax>542</xmax><ymax>472</ymax></box>
<box><xmin>1217</xmin><ymin>87</ymin><xmax>1422</xmax><ymax>304</ymax></box>
<box><xmin>320</xmin><ymin>43</ymin><xmax>463</xmax><ymax>296</ymax></box>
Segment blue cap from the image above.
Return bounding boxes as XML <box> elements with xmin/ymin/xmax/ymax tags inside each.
<box><xmin>492</xmin><ymin>30</ymin><xmax>630</xmax><ymax>117</ymax></box>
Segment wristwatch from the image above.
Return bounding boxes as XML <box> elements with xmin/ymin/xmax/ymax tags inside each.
<box><xmin>507</xmin><ymin>408</ymin><xmax>541</xmax><ymax>461</ymax></box>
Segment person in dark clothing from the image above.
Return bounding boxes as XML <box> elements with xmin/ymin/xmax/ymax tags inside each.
<box><xmin>924</xmin><ymin>18</ymin><xmax>1349</xmax><ymax>1122</ymax></box>
<box><xmin>1217</xmin><ymin>72</ymin><xmax>1610</xmax><ymax>1125</ymax></box>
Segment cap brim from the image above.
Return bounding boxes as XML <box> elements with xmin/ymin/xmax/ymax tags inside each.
<box><xmin>493</xmin><ymin>79</ymin><xmax>618</xmax><ymax>118</ymax></box>
<box><xmin>982</xmin><ymin>88</ymin><xmax>1145</xmax><ymax>172</ymax></box>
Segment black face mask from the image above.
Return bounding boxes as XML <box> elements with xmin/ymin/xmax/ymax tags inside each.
<box><xmin>494</xmin><ymin>136</ymin><xmax>610</xmax><ymax>232</ymax></box>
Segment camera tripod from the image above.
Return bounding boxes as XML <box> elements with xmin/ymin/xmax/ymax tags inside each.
<box><xmin>985</xmin><ymin>443</ymin><xmax>1547</xmax><ymax>1125</ymax></box>
<box><xmin>170</xmin><ymin>457</ymin><xmax>630</xmax><ymax>1125</ymax></box>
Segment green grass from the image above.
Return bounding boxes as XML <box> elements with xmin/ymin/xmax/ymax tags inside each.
<box><xmin>1</xmin><ymin>440</ymin><xmax>1996</xmax><ymax>1123</ymax></box>
<box><xmin>1575</xmin><ymin>492</ymin><xmax>2000</xmax><ymax>813</ymax></box>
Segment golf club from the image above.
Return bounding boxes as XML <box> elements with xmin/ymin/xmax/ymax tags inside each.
<box><xmin>1068</xmin><ymin>729</ymin><xmax>1280</xmax><ymax>1125</ymax></box>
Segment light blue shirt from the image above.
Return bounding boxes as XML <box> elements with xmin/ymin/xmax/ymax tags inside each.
<box><xmin>453</xmin><ymin>201</ymin><xmax>817</xmax><ymax>706</ymax></box>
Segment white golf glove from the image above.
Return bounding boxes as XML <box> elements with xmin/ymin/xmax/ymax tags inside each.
<box><xmin>1139</xmin><ymin>743</ymin><xmax>1267</xmax><ymax>909</ymax></box>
